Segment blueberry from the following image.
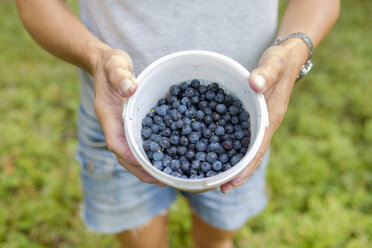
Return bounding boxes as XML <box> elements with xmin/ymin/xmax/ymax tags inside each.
<box><xmin>177</xmin><ymin>146</ymin><xmax>187</xmax><ymax>155</ymax></box>
<box><xmin>209</xmin><ymin>123</ymin><xmax>217</xmax><ymax>132</ymax></box>
<box><xmin>179</xmin><ymin>136</ymin><xmax>189</xmax><ymax>146</ymax></box>
<box><xmin>199</xmin><ymin>85</ymin><xmax>207</xmax><ymax>94</ymax></box>
<box><xmin>234</xmin><ymin>125</ymin><xmax>242</xmax><ymax>131</ymax></box>
<box><xmin>190</xmin><ymin>174</ymin><xmax>199</xmax><ymax>179</ymax></box>
<box><xmin>210</xmin><ymin>82</ymin><xmax>219</xmax><ymax>92</ymax></box>
<box><xmin>171</xmin><ymin>160</ymin><xmax>181</xmax><ymax>170</ymax></box>
<box><xmin>180</xmin><ymin>82</ymin><xmax>189</xmax><ymax>90</ymax></box>
<box><xmin>203</xmin><ymin>108</ymin><xmax>212</xmax><ymax>116</ymax></box>
<box><xmin>209</xmin><ymin>101</ymin><xmax>217</xmax><ymax>110</ymax></box>
<box><xmin>154</xmin><ymin>160</ymin><xmax>164</xmax><ymax>170</ymax></box>
<box><xmin>215</xmin><ymin>93</ymin><xmax>225</xmax><ymax>103</ymax></box>
<box><xmin>188</xmin><ymin>143</ymin><xmax>195</xmax><ymax>150</ymax></box>
<box><xmin>141</xmin><ymin>127</ymin><xmax>152</xmax><ymax>139</ymax></box>
<box><xmin>230</xmin><ymin>155</ymin><xmax>241</xmax><ymax>165</ymax></box>
<box><xmin>228</xmin><ymin>106</ymin><xmax>239</xmax><ymax>116</ymax></box>
<box><xmin>219</xmin><ymin>154</ymin><xmax>229</xmax><ymax>164</ymax></box>
<box><xmin>241</xmin><ymin>121</ymin><xmax>250</xmax><ymax>129</ymax></box>
<box><xmin>153</xmin><ymin>151</ymin><xmax>164</xmax><ymax>161</ymax></box>
<box><xmin>227</xmin><ymin>149</ymin><xmax>236</xmax><ymax>158</ymax></box>
<box><xmin>164</xmin><ymin>118</ymin><xmax>173</xmax><ymax>128</ymax></box>
<box><xmin>159</xmin><ymin>137</ymin><xmax>170</xmax><ymax>149</ymax></box>
<box><xmin>240</xmin><ymin>110</ymin><xmax>250</xmax><ymax>121</ymax></box>
<box><xmin>212</xmin><ymin>112</ymin><xmax>221</xmax><ymax>122</ymax></box>
<box><xmin>163</xmin><ymin>167</ymin><xmax>173</xmax><ymax>175</ymax></box>
<box><xmin>209</xmin><ymin>135</ymin><xmax>220</xmax><ymax>143</ymax></box>
<box><xmin>195</xmin><ymin>152</ymin><xmax>206</xmax><ymax>161</ymax></box>
<box><xmin>222</xmin><ymin>114</ymin><xmax>231</xmax><ymax>122</ymax></box>
<box><xmin>150</xmin><ymin>141</ymin><xmax>161</xmax><ymax>152</ymax></box>
<box><xmin>233</xmin><ymin>140</ymin><xmax>242</xmax><ymax>150</ymax></box>
<box><xmin>201</xmin><ymin>162</ymin><xmax>212</xmax><ymax>173</ymax></box>
<box><xmin>196</xmin><ymin>110</ymin><xmax>205</xmax><ymax>121</ymax></box>
<box><xmin>191</xmin><ymin>79</ymin><xmax>201</xmax><ymax>89</ymax></box>
<box><xmin>195</xmin><ymin>140</ymin><xmax>207</xmax><ymax>152</ymax></box>
<box><xmin>202</xmin><ymin>128</ymin><xmax>212</xmax><ymax>138</ymax></box>
<box><xmin>188</xmin><ymin>132</ymin><xmax>200</xmax><ymax>144</ymax></box>
<box><xmin>198</xmin><ymin>100</ymin><xmax>208</xmax><ymax>110</ymax></box>
<box><xmin>154</xmin><ymin>115</ymin><xmax>164</xmax><ymax>124</ymax></box>
<box><xmin>217</xmin><ymin>119</ymin><xmax>226</xmax><ymax>127</ymax></box>
<box><xmin>206</xmin><ymin>152</ymin><xmax>218</xmax><ymax>163</ymax></box>
<box><xmin>181</xmin><ymin>125</ymin><xmax>192</xmax><ymax>135</ymax></box>
<box><xmin>142</xmin><ymin>117</ymin><xmax>153</xmax><ymax>127</ymax></box>
<box><xmin>146</xmin><ymin>111</ymin><xmax>155</xmax><ymax>118</ymax></box>
<box><xmin>170</xmin><ymin>85</ymin><xmax>181</xmax><ymax>96</ymax></box>
<box><xmin>222</xmin><ymin>163</ymin><xmax>231</xmax><ymax>171</ymax></box>
<box><xmin>161</xmin><ymin>128</ymin><xmax>171</xmax><ymax>137</ymax></box>
<box><xmin>181</xmin><ymin>97</ymin><xmax>191</xmax><ymax>106</ymax></box>
<box><xmin>185</xmin><ymin>150</ymin><xmax>195</xmax><ymax>160</ymax></box>
<box><xmin>158</xmin><ymin>123</ymin><xmax>166</xmax><ymax>131</ymax></box>
<box><xmin>191</xmin><ymin>121</ymin><xmax>202</xmax><ymax>131</ymax></box>
<box><xmin>234</xmin><ymin>130</ymin><xmax>245</xmax><ymax>140</ymax></box>
<box><xmin>185</xmin><ymin>88</ymin><xmax>196</xmax><ymax>97</ymax></box>
<box><xmin>156</xmin><ymin>105</ymin><xmax>169</xmax><ymax>116</ymax></box>
<box><xmin>146</xmin><ymin>151</ymin><xmax>153</xmax><ymax>159</ymax></box>
<box><xmin>216</xmin><ymin>104</ymin><xmax>226</xmax><ymax>113</ymax></box>
<box><xmin>224</xmin><ymin>95</ymin><xmax>234</xmax><ymax>106</ymax></box>
<box><xmin>231</xmin><ymin>116</ymin><xmax>239</xmax><ymax>125</ymax></box>
<box><xmin>240</xmin><ymin>147</ymin><xmax>247</xmax><ymax>154</ymax></box>
<box><xmin>177</xmin><ymin>104</ymin><xmax>187</xmax><ymax>113</ymax></box>
<box><xmin>169</xmin><ymin>134</ymin><xmax>180</xmax><ymax>145</ymax></box>
<box><xmin>191</xmin><ymin>160</ymin><xmax>201</xmax><ymax>170</ymax></box>
<box><xmin>206</xmin><ymin>171</ymin><xmax>217</xmax><ymax>177</ymax></box>
<box><xmin>191</xmin><ymin>96</ymin><xmax>200</xmax><ymax>105</ymax></box>
<box><xmin>151</xmin><ymin>134</ymin><xmax>161</xmax><ymax>142</ymax></box>
<box><xmin>163</xmin><ymin>157</ymin><xmax>172</xmax><ymax>167</ymax></box>
<box><xmin>142</xmin><ymin>139</ymin><xmax>152</xmax><ymax>152</ymax></box>
<box><xmin>244</xmin><ymin>129</ymin><xmax>251</xmax><ymax>137</ymax></box>
<box><xmin>185</xmin><ymin>109</ymin><xmax>195</xmax><ymax>119</ymax></box>
<box><xmin>151</xmin><ymin>124</ymin><xmax>159</xmax><ymax>133</ymax></box>
<box><xmin>225</xmin><ymin>124</ymin><xmax>234</xmax><ymax>133</ymax></box>
<box><xmin>183</xmin><ymin>117</ymin><xmax>192</xmax><ymax>125</ymax></box>
<box><xmin>212</xmin><ymin>161</ymin><xmax>222</xmax><ymax>171</ymax></box>
<box><xmin>209</xmin><ymin>142</ymin><xmax>220</xmax><ymax>152</ymax></box>
<box><xmin>181</xmin><ymin>161</ymin><xmax>190</xmax><ymax>173</ymax></box>
<box><xmin>167</xmin><ymin>146</ymin><xmax>178</xmax><ymax>156</ymax></box>
<box><xmin>222</xmin><ymin>140</ymin><xmax>233</xmax><ymax>150</ymax></box>
<box><xmin>215</xmin><ymin>126</ymin><xmax>225</xmax><ymax>136</ymax></box>
<box><xmin>205</xmin><ymin>90</ymin><xmax>216</xmax><ymax>101</ymax></box>
<box><xmin>233</xmin><ymin>99</ymin><xmax>242</xmax><ymax>107</ymax></box>
<box><xmin>241</xmin><ymin>137</ymin><xmax>250</xmax><ymax>147</ymax></box>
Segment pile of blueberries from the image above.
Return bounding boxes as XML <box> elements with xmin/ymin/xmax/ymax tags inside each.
<box><xmin>141</xmin><ymin>79</ymin><xmax>251</xmax><ymax>179</ymax></box>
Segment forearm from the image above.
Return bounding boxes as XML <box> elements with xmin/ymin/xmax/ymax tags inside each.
<box><xmin>277</xmin><ymin>0</ymin><xmax>340</xmax><ymax>65</ymax></box>
<box><xmin>15</xmin><ymin>0</ymin><xmax>109</xmax><ymax>75</ymax></box>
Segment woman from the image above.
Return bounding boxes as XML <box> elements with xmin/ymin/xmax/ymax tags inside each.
<box><xmin>16</xmin><ymin>1</ymin><xmax>340</xmax><ymax>247</ymax></box>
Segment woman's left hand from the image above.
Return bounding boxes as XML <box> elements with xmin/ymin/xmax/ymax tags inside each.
<box><xmin>220</xmin><ymin>38</ymin><xmax>309</xmax><ymax>193</ymax></box>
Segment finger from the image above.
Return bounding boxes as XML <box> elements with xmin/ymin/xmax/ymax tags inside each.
<box><xmin>249</xmin><ymin>52</ymin><xmax>285</xmax><ymax>93</ymax></box>
<box><xmin>104</xmin><ymin>54</ymin><xmax>138</xmax><ymax>97</ymax></box>
<box><xmin>95</xmin><ymin>99</ymin><xmax>138</xmax><ymax>165</ymax></box>
<box><xmin>117</xmin><ymin>156</ymin><xmax>166</xmax><ymax>187</ymax></box>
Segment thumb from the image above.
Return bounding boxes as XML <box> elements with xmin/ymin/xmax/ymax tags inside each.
<box><xmin>104</xmin><ymin>55</ymin><xmax>138</xmax><ymax>98</ymax></box>
<box><xmin>249</xmin><ymin>54</ymin><xmax>285</xmax><ymax>93</ymax></box>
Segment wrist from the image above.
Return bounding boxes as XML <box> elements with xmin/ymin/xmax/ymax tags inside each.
<box><xmin>86</xmin><ymin>41</ymin><xmax>111</xmax><ymax>75</ymax></box>
<box><xmin>278</xmin><ymin>38</ymin><xmax>309</xmax><ymax>67</ymax></box>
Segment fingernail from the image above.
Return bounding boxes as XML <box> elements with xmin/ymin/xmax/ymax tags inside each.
<box><xmin>223</xmin><ymin>184</ymin><xmax>234</xmax><ymax>194</ymax></box>
<box><xmin>253</xmin><ymin>75</ymin><xmax>266</xmax><ymax>92</ymax></box>
<box><xmin>120</xmin><ymin>79</ymin><xmax>133</xmax><ymax>95</ymax></box>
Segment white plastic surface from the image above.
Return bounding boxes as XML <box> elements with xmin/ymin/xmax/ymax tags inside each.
<box><xmin>123</xmin><ymin>50</ymin><xmax>268</xmax><ymax>192</ymax></box>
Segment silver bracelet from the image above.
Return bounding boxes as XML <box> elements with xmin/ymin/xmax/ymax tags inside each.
<box><xmin>273</xmin><ymin>32</ymin><xmax>314</xmax><ymax>80</ymax></box>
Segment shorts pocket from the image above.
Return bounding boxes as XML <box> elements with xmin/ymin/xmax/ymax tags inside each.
<box><xmin>76</xmin><ymin>151</ymin><xmax>118</xmax><ymax>205</ymax></box>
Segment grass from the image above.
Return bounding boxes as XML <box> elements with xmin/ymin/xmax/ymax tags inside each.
<box><xmin>0</xmin><ymin>0</ymin><xmax>371</xmax><ymax>247</ymax></box>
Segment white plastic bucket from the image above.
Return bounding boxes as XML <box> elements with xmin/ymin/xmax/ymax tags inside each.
<box><xmin>123</xmin><ymin>50</ymin><xmax>268</xmax><ymax>192</ymax></box>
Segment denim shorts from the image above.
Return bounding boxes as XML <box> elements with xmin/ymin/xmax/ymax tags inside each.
<box><xmin>75</xmin><ymin>143</ymin><xmax>269</xmax><ymax>234</ymax></box>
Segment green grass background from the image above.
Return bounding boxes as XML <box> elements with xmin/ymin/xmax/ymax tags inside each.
<box><xmin>1</xmin><ymin>0</ymin><xmax>371</xmax><ymax>247</ymax></box>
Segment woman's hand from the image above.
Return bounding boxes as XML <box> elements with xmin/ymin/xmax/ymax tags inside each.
<box><xmin>93</xmin><ymin>48</ymin><xmax>165</xmax><ymax>187</ymax></box>
<box><xmin>220</xmin><ymin>38</ymin><xmax>309</xmax><ymax>193</ymax></box>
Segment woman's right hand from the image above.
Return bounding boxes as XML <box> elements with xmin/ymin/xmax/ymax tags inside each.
<box><xmin>93</xmin><ymin>48</ymin><xmax>165</xmax><ymax>187</ymax></box>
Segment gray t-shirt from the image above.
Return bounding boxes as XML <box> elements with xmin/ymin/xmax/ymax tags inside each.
<box><xmin>77</xmin><ymin>0</ymin><xmax>278</xmax><ymax>147</ymax></box>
